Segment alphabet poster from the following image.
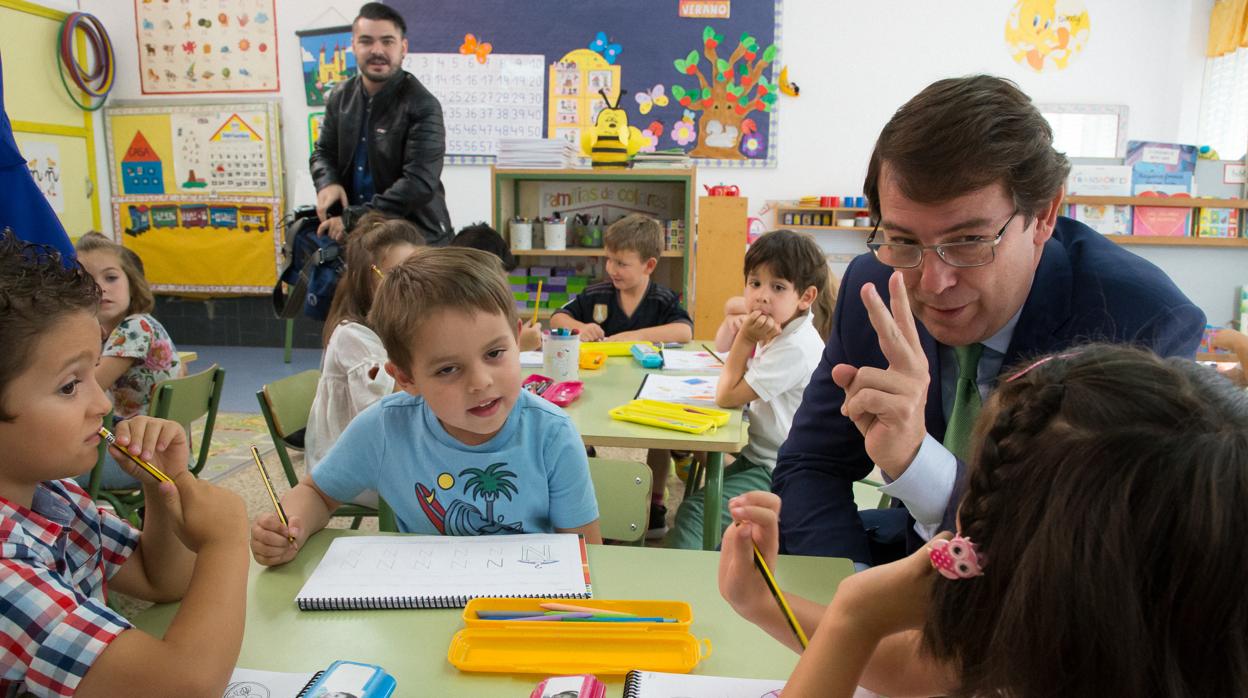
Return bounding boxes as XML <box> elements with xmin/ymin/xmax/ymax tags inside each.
<box><xmin>134</xmin><ymin>0</ymin><xmax>280</xmax><ymax>94</ymax></box>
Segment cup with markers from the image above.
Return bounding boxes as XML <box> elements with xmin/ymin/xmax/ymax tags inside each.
<box><xmin>448</xmin><ymin>598</ymin><xmax>710</xmax><ymax>675</ymax></box>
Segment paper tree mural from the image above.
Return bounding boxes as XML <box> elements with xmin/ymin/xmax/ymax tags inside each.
<box><xmin>121</xmin><ymin>131</ymin><xmax>165</xmax><ymax>195</ymax></box>
<box><xmin>670</xmin><ymin>27</ymin><xmax>777</xmax><ymax>159</ymax></box>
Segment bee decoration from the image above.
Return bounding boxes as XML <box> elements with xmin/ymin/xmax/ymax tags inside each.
<box><xmin>581</xmin><ymin>88</ymin><xmax>643</xmax><ymax>169</ymax></box>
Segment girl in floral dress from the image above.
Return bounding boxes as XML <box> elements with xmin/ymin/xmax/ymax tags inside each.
<box><xmin>76</xmin><ymin>233</ymin><xmax>181</xmax><ymax>489</ymax></box>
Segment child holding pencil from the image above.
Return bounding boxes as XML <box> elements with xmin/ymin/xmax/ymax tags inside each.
<box><xmin>720</xmin><ymin>344</ymin><xmax>1248</xmax><ymax>697</ymax></box>
<box><xmin>0</xmin><ymin>231</ymin><xmax>249</xmax><ymax>697</ymax></box>
<box><xmin>550</xmin><ymin>214</ymin><xmax>693</xmax><ymax>538</ymax></box>
<box><xmin>251</xmin><ymin>247</ymin><xmax>601</xmax><ymax>566</ymax></box>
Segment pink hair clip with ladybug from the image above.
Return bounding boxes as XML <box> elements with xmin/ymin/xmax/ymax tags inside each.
<box><xmin>929</xmin><ymin>535</ymin><xmax>985</xmax><ymax>580</ymax></box>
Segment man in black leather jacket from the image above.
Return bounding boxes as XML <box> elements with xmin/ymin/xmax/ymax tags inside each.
<box><xmin>310</xmin><ymin>2</ymin><xmax>453</xmax><ymax>245</ymax></box>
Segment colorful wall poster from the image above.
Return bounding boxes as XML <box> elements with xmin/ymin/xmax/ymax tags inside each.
<box><xmin>308</xmin><ymin>111</ymin><xmax>325</xmax><ymax>152</ymax></box>
<box><xmin>1005</xmin><ymin>0</ymin><xmax>1090</xmax><ymax>73</ymax></box>
<box><xmin>22</xmin><ymin>140</ymin><xmax>63</xmax><ymax>214</ymax></box>
<box><xmin>134</xmin><ymin>0</ymin><xmax>280</xmax><ymax>94</ymax></box>
<box><xmin>104</xmin><ymin>102</ymin><xmax>283</xmax><ymax>293</ymax></box>
<box><xmin>385</xmin><ymin>0</ymin><xmax>781</xmax><ymax>167</ymax></box>
<box><xmin>297</xmin><ymin>25</ymin><xmax>357</xmax><ymax>106</ymax></box>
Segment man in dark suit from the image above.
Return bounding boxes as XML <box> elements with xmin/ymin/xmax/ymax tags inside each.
<box><xmin>772</xmin><ymin>75</ymin><xmax>1205</xmax><ymax>566</ymax></box>
<box><xmin>310</xmin><ymin>3</ymin><xmax>453</xmax><ymax>245</ymax></box>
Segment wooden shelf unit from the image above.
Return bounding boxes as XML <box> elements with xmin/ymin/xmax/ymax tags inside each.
<box><xmin>1103</xmin><ymin>235</ymin><xmax>1248</xmax><ymax>248</ymax></box>
<box><xmin>1064</xmin><ymin>195</ymin><xmax>1248</xmax><ymax>209</ymax></box>
<box><xmin>1065</xmin><ymin>195</ymin><xmax>1248</xmax><ymax>247</ymax></box>
<box><xmin>776</xmin><ymin>205</ymin><xmax>870</xmax><ymax>230</ymax></box>
<box><xmin>491</xmin><ymin>166</ymin><xmax>697</xmax><ymax>313</ymax></box>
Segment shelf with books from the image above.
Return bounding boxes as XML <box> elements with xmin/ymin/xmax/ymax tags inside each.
<box><xmin>1103</xmin><ymin>235</ymin><xmax>1248</xmax><ymax>248</ymax></box>
<box><xmin>1065</xmin><ymin>195</ymin><xmax>1248</xmax><ymax>209</ymax></box>
<box><xmin>510</xmin><ymin>249</ymin><xmax>684</xmax><ymax>257</ymax></box>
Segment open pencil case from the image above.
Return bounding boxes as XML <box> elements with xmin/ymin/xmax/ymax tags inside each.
<box><xmin>522</xmin><ymin>374</ymin><xmax>584</xmax><ymax>407</ymax></box>
<box><xmin>448</xmin><ymin>597</ymin><xmax>711</xmax><ymax>676</ymax></box>
<box><xmin>608</xmin><ymin>399</ymin><xmax>731</xmax><ymax>434</ymax></box>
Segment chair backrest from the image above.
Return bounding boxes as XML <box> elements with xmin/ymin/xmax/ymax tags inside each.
<box><xmin>257</xmin><ymin>369</ymin><xmax>321</xmax><ymax>487</ymax></box>
<box><xmin>854</xmin><ymin>477</ymin><xmax>892</xmax><ymax>510</ymax></box>
<box><xmin>587</xmin><ymin>457</ymin><xmax>653</xmax><ymax>543</ymax></box>
<box><xmin>148</xmin><ymin>364</ymin><xmax>225</xmax><ymax>476</ymax></box>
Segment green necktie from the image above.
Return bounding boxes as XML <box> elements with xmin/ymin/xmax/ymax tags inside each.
<box><xmin>943</xmin><ymin>343</ymin><xmax>985</xmax><ymax>462</ymax></box>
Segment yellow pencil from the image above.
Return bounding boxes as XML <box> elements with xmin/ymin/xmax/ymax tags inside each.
<box><xmin>97</xmin><ymin>426</ymin><xmax>174</xmax><ymax>484</ymax></box>
<box><xmin>371</xmin><ymin>264</ymin><xmax>385</xmax><ymax>279</ymax></box>
<box><xmin>752</xmin><ymin>542</ymin><xmax>809</xmax><ymax>649</ymax></box>
<box><xmin>251</xmin><ymin>446</ymin><xmax>295</xmax><ymax>544</ymax></box>
<box><xmin>531</xmin><ymin>279</ymin><xmax>543</xmax><ymax>326</ymax></box>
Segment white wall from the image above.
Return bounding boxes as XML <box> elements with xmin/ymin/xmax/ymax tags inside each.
<box><xmin>70</xmin><ymin>0</ymin><xmax>1239</xmax><ymax>322</ymax></box>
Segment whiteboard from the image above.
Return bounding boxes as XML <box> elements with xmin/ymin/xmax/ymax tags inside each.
<box><xmin>401</xmin><ymin>53</ymin><xmax>544</xmax><ymax>162</ymax></box>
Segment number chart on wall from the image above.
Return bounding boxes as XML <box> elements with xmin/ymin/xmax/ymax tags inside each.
<box><xmin>386</xmin><ymin>0</ymin><xmax>782</xmax><ymax>168</ymax></box>
<box><xmin>104</xmin><ymin>102</ymin><xmax>283</xmax><ymax>294</ymax></box>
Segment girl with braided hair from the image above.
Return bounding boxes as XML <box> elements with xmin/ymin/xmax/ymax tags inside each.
<box><xmin>720</xmin><ymin>344</ymin><xmax>1248</xmax><ymax>697</ymax></box>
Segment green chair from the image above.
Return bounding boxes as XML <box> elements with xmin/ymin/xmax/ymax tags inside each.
<box><xmin>587</xmin><ymin>457</ymin><xmax>653</xmax><ymax>544</ymax></box>
<box><xmin>88</xmin><ymin>364</ymin><xmax>226</xmax><ymax>525</ymax></box>
<box><xmin>256</xmin><ymin>370</ymin><xmax>379</xmax><ymax>529</ymax></box>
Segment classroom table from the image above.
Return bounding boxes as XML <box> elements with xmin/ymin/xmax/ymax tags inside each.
<box><xmin>555</xmin><ymin>344</ymin><xmax>747</xmax><ymax>550</ymax></box>
<box><xmin>131</xmin><ymin>529</ymin><xmax>853</xmax><ymax>696</ymax></box>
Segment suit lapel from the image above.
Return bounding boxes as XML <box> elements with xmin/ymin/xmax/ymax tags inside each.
<box><xmin>919</xmin><ymin>323</ymin><xmax>946</xmax><ymax>440</ymax></box>
<box><xmin>1002</xmin><ymin>236</ymin><xmax>1073</xmax><ymax>372</ymax></box>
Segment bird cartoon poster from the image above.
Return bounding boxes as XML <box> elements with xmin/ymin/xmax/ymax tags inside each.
<box><xmin>134</xmin><ymin>0</ymin><xmax>280</xmax><ymax>94</ymax></box>
<box><xmin>1004</xmin><ymin>0</ymin><xmax>1090</xmax><ymax>73</ymax></box>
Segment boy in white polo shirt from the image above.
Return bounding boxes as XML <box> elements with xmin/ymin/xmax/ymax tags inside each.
<box><xmin>666</xmin><ymin>230</ymin><xmax>829</xmax><ymax>549</ymax></box>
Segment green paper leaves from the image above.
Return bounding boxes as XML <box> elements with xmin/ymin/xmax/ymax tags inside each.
<box><xmin>703</xmin><ymin>26</ymin><xmax>715</xmax><ymax>42</ymax></box>
<box><xmin>762</xmin><ymin>45</ymin><xmax>777</xmax><ymax>63</ymax></box>
<box><xmin>671</xmin><ymin>84</ymin><xmax>687</xmax><ymax>100</ymax></box>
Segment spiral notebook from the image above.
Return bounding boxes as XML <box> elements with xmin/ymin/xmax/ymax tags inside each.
<box><xmin>224</xmin><ymin>668</ymin><xmax>319</xmax><ymax>697</ymax></box>
<box><xmin>295</xmin><ymin>534</ymin><xmax>592</xmax><ymax>611</ymax></box>
<box><xmin>623</xmin><ymin>670</ymin><xmax>785</xmax><ymax>697</ymax></box>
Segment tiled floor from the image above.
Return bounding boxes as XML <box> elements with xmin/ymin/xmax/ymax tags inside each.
<box><xmin>181</xmin><ymin>344</ymin><xmax>322</xmax><ymax>413</ymax></box>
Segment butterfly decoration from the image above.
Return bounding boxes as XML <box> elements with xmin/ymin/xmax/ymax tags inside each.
<box><xmin>589</xmin><ymin>31</ymin><xmax>621</xmax><ymax>64</ymax></box>
<box><xmin>634</xmin><ymin>85</ymin><xmax>669</xmax><ymax>115</ymax></box>
<box><xmin>460</xmin><ymin>33</ymin><xmax>492</xmax><ymax>64</ymax></box>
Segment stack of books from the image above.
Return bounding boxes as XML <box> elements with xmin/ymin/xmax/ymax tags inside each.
<box><xmin>495</xmin><ymin>138</ymin><xmax>579</xmax><ymax>169</ymax></box>
<box><xmin>632</xmin><ymin>149</ymin><xmax>692</xmax><ymax>169</ymax></box>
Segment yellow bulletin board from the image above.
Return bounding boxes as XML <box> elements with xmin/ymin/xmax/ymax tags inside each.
<box><xmin>104</xmin><ymin>101</ymin><xmax>283</xmax><ymax>294</ymax></box>
<box><xmin>0</xmin><ymin>0</ymin><xmax>103</xmax><ymax>235</ymax></box>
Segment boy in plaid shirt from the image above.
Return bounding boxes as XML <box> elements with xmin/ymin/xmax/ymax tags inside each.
<box><xmin>0</xmin><ymin>231</ymin><xmax>249</xmax><ymax>697</ymax></box>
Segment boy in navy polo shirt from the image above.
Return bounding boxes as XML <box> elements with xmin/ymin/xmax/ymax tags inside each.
<box><xmin>551</xmin><ymin>214</ymin><xmax>693</xmax><ymax>538</ymax></box>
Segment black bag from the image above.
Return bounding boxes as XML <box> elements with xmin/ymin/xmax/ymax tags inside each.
<box><xmin>272</xmin><ymin>206</ymin><xmax>343</xmax><ymax>321</ymax></box>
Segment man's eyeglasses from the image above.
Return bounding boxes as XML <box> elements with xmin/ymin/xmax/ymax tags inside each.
<box><xmin>866</xmin><ymin>209</ymin><xmax>1020</xmax><ymax>269</ymax></box>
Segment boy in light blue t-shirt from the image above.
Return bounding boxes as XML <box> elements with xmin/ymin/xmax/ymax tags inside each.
<box><xmin>250</xmin><ymin>247</ymin><xmax>601</xmax><ymax>566</ymax></box>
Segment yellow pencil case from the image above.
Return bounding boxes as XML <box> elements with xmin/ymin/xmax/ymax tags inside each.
<box><xmin>448</xmin><ymin>598</ymin><xmax>711</xmax><ymax>676</ymax></box>
<box><xmin>608</xmin><ymin>399</ymin><xmax>731</xmax><ymax>434</ymax></box>
<box><xmin>581</xmin><ymin>341</ymin><xmax>657</xmax><ymax>356</ymax></box>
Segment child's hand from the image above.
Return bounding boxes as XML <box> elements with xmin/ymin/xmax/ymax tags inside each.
<box><xmin>250</xmin><ymin>512</ymin><xmax>304</xmax><ymax>566</ymax></box>
<box><xmin>520</xmin><ymin>321</ymin><xmax>543</xmax><ymax>351</ymax></box>
<box><xmin>109</xmin><ymin>416</ymin><xmax>190</xmax><ymax>483</ymax></box>
<box><xmin>718</xmin><ymin>491</ymin><xmax>783</xmax><ymax>622</ymax></box>
<box><xmin>580</xmin><ymin>323</ymin><xmax>606</xmax><ymax>342</ymax></box>
<box><xmin>827</xmin><ymin>531</ymin><xmax>952</xmax><ymax>640</ymax></box>
<box><xmin>156</xmin><ymin>473</ymin><xmax>248</xmax><ymax>553</ymax></box>
<box><xmin>740</xmin><ymin>310</ymin><xmax>781</xmax><ymax>344</ymax></box>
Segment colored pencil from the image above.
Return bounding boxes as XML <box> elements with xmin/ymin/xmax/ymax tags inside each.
<box><xmin>252</xmin><ymin>446</ymin><xmax>295</xmax><ymax>544</ymax></box>
<box><xmin>510</xmin><ymin>612</ymin><xmax>593</xmax><ymax>621</ymax></box>
<box><xmin>539</xmin><ymin>602</ymin><xmax>634</xmax><ymax>616</ymax></box>
<box><xmin>531</xmin><ymin>279</ymin><xmax>543</xmax><ymax>326</ymax></box>
<box><xmin>753</xmin><ymin>542</ymin><xmax>809</xmax><ymax>649</ymax></box>
<box><xmin>97</xmin><ymin>426</ymin><xmax>173</xmax><ymax>484</ymax></box>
